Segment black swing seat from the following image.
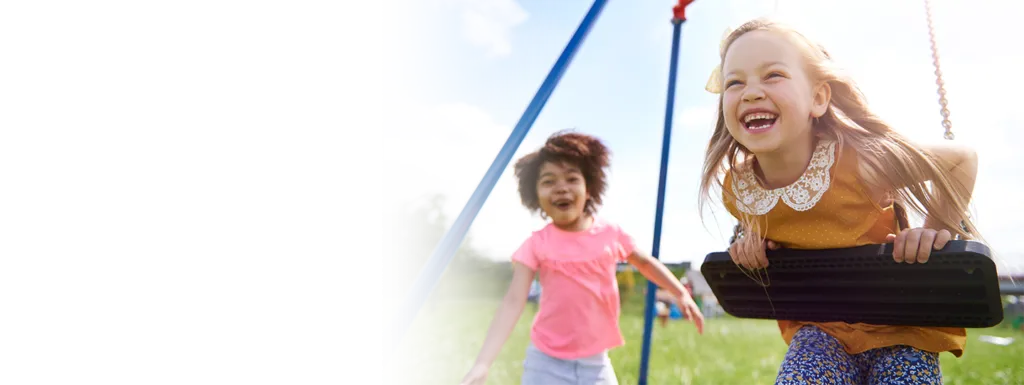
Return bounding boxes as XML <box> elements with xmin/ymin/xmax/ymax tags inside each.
<box><xmin>700</xmin><ymin>240</ymin><xmax>1004</xmax><ymax>328</ymax></box>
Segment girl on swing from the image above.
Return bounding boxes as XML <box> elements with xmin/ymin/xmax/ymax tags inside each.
<box><xmin>701</xmin><ymin>18</ymin><xmax>981</xmax><ymax>384</ymax></box>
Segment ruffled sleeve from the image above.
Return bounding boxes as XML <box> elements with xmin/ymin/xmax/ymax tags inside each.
<box><xmin>511</xmin><ymin>233</ymin><xmax>539</xmax><ymax>270</ymax></box>
<box><xmin>615</xmin><ymin>225</ymin><xmax>636</xmax><ymax>262</ymax></box>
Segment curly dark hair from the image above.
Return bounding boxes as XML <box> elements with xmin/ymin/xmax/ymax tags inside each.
<box><xmin>513</xmin><ymin>130</ymin><xmax>610</xmax><ymax>217</ymax></box>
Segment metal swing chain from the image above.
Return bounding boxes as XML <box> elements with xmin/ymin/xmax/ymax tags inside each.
<box><xmin>924</xmin><ymin>0</ymin><xmax>973</xmax><ymax>237</ymax></box>
<box><xmin>924</xmin><ymin>0</ymin><xmax>954</xmax><ymax>140</ymax></box>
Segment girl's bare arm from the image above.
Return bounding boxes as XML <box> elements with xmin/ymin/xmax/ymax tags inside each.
<box><xmin>859</xmin><ymin>142</ymin><xmax>979</xmax><ymax>231</ymax></box>
<box><xmin>467</xmin><ymin>262</ymin><xmax>534</xmax><ymax>370</ymax></box>
<box><xmin>626</xmin><ymin>250</ymin><xmax>687</xmax><ymax>298</ymax></box>
<box><xmin>920</xmin><ymin>143</ymin><xmax>979</xmax><ymax>231</ymax></box>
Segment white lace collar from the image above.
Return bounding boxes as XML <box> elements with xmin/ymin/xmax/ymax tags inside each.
<box><xmin>731</xmin><ymin>140</ymin><xmax>837</xmax><ymax>215</ymax></box>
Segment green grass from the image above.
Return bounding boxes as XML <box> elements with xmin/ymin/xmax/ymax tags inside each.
<box><xmin>394</xmin><ymin>298</ymin><xmax>1024</xmax><ymax>385</ymax></box>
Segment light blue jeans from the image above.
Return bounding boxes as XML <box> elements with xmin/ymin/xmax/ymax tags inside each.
<box><xmin>521</xmin><ymin>343</ymin><xmax>618</xmax><ymax>385</ymax></box>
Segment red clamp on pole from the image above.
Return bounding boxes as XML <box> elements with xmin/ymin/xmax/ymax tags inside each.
<box><xmin>672</xmin><ymin>0</ymin><xmax>694</xmax><ymax>22</ymax></box>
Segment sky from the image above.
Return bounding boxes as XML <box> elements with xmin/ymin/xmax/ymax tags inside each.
<box><xmin>389</xmin><ymin>0</ymin><xmax>1024</xmax><ymax>275</ymax></box>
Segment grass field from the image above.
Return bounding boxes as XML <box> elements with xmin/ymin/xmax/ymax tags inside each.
<box><xmin>394</xmin><ymin>298</ymin><xmax>1024</xmax><ymax>385</ymax></box>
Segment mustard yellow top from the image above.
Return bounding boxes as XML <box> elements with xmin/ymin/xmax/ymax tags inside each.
<box><xmin>722</xmin><ymin>139</ymin><xmax>966</xmax><ymax>357</ymax></box>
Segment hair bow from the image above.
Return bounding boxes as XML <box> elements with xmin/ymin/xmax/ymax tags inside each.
<box><xmin>704</xmin><ymin>26</ymin><xmax>735</xmax><ymax>94</ymax></box>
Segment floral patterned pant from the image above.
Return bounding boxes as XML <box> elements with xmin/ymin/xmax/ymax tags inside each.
<box><xmin>775</xmin><ymin>326</ymin><xmax>942</xmax><ymax>385</ymax></box>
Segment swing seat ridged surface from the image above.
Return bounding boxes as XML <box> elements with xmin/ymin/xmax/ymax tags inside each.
<box><xmin>700</xmin><ymin>240</ymin><xmax>1004</xmax><ymax>328</ymax></box>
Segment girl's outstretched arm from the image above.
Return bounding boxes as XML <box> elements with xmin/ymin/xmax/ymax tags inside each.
<box><xmin>627</xmin><ymin>251</ymin><xmax>687</xmax><ymax>297</ymax></box>
<box><xmin>460</xmin><ymin>262</ymin><xmax>535</xmax><ymax>385</ymax></box>
<box><xmin>626</xmin><ymin>251</ymin><xmax>704</xmax><ymax>334</ymax></box>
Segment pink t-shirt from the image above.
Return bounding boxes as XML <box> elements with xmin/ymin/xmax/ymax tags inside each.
<box><xmin>511</xmin><ymin>216</ymin><xmax>637</xmax><ymax>360</ymax></box>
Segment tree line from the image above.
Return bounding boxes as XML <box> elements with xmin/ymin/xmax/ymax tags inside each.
<box><xmin>378</xmin><ymin>191</ymin><xmax>516</xmax><ymax>311</ymax></box>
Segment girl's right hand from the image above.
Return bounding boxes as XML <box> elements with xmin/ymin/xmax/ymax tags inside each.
<box><xmin>459</xmin><ymin>364</ymin><xmax>489</xmax><ymax>385</ymax></box>
<box><xmin>728</xmin><ymin>236</ymin><xmax>780</xmax><ymax>270</ymax></box>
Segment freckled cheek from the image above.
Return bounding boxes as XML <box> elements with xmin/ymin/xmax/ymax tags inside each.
<box><xmin>722</xmin><ymin>94</ymin><xmax>742</xmax><ymax>129</ymax></box>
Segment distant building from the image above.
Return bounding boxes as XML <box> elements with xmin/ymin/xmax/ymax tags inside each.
<box><xmin>685</xmin><ymin>268</ymin><xmax>724</xmax><ymax>318</ymax></box>
<box><xmin>999</xmin><ymin>274</ymin><xmax>1024</xmax><ymax>295</ymax></box>
<box><xmin>616</xmin><ymin>261</ymin><xmax>691</xmax><ymax>272</ymax></box>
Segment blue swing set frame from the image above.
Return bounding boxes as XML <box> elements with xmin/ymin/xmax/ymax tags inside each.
<box><xmin>395</xmin><ymin>1</ymin><xmax>694</xmax><ymax>383</ymax></box>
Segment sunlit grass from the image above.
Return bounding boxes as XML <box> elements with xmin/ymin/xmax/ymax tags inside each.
<box><xmin>395</xmin><ymin>298</ymin><xmax>1024</xmax><ymax>385</ymax></box>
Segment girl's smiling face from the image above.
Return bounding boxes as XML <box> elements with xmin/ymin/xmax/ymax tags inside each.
<box><xmin>721</xmin><ymin>30</ymin><xmax>829</xmax><ymax>155</ymax></box>
<box><xmin>536</xmin><ymin>161</ymin><xmax>590</xmax><ymax>229</ymax></box>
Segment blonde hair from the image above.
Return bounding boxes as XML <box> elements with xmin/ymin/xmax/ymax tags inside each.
<box><xmin>699</xmin><ymin>18</ymin><xmax>980</xmax><ymax>245</ymax></box>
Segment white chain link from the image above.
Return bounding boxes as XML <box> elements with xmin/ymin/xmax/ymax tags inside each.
<box><xmin>924</xmin><ymin>0</ymin><xmax>954</xmax><ymax>140</ymax></box>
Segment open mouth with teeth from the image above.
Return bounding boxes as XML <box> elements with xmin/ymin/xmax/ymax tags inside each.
<box><xmin>742</xmin><ymin>112</ymin><xmax>778</xmax><ymax>133</ymax></box>
<box><xmin>552</xmin><ymin>198</ymin><xmax>574</xmax><ymax>211</ymax></box>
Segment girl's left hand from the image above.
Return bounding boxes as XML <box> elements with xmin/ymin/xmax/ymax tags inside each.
<box><xmin>885</xmin><ymin>227</ymin><xmax>952</xmax><ymax>264</ymax></box>
<box><xmin>676</xmin><ymin>294</ymin><xmax>705</xmax><ymax>335</ymax></box>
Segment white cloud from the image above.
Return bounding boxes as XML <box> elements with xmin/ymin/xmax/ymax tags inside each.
<box><xmin>677</xmin><ymin>104</ymin><xmax>718</xmax><ymax>132</ymax></box>
<box><xmin>442</xmin><ymin>0</ymin><xmax>528</xmax><ymax>57</ymax></box>
<box><xmin>388</xmin><ymin>101</ymin><xmax>548</xmax><ymax>264</ymax></box>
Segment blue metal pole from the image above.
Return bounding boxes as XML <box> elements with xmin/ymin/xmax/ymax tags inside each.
<box><xmin>394</xmin><ymin>0</ymin><xmax>611</xmax><ymax>346</ymax></box>
<box><xmin>638</xmin><ymin>17</ymin><xmax>684</xmax><ymax>385</ymax></box>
